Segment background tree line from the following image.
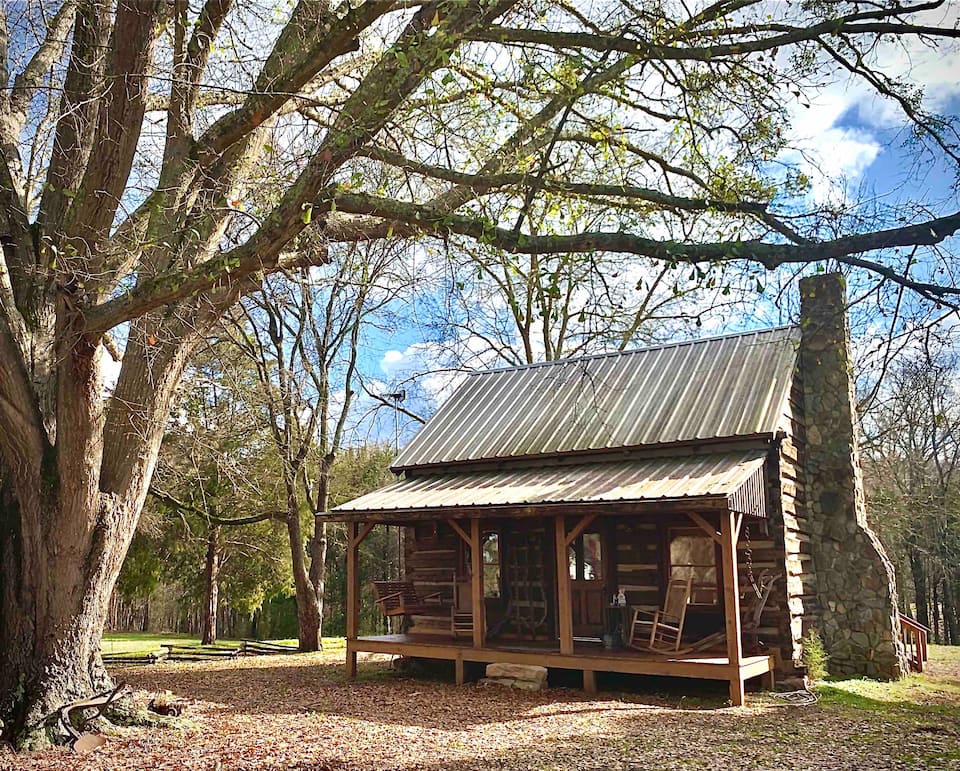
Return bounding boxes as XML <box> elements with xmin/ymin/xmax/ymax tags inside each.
<box><xmin>863</xmin><ymin>335</ymin><xmax>960</xmax><ymax>644</ymax></box>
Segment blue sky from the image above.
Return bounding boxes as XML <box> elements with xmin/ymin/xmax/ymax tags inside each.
<box><xmin>359</xmin><ymin>69</ymin><xmax>960</xmax><ymax>448</ymax></box>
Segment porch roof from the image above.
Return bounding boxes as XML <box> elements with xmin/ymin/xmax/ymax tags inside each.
<box><xmin>325</xmin><ymin>450</ymin><xmax>767</xmax><ymax>521</ymax></box>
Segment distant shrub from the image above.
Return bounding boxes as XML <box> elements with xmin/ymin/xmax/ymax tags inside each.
<box><xmin>802</xmin><ymin>629</ymin><xmax>829</xmax><ymax>680</ymax></box>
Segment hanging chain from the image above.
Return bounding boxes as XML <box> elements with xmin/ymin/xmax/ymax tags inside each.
<box><xmin>744</xmin><ymin>520</ymin><xmax>762</xmax><ymax>599</ymax></box>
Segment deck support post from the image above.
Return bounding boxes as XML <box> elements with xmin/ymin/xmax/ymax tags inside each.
<box><xmin>471</xmin><ymin>518</ymin><xmax>485</xmax><ymax>648</ymax></box>
<box><xmin>346</xmin><ymin>520</ymin><xmax>363</xmax><ymax>679</ymax></box>
<box><xmin>455</xmin><ymin>656</ymin><xmax>465</xmax><ymax>685</ymax></box>
<box><xmin>583</xmin><ymin>669</ymin><xmax>597</xmax><ymax>694</ymax></box>
<box><xmin>555</xmin><ymin>515</ymin><xmax>574</xmax><ymax>655</ymax></box>
<box><xmin>761</xmin><ymin>668</ymin><xmax>776</xmax><ymax>691</ymax></box>
<box><xmin>721</xmin><ymin>510</ymin><xmax>744</xmax><ymax>706</ymax></box>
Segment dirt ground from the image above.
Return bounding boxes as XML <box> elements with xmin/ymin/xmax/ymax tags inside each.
<box><xmin>4</xmin><ymin>646</ymin><xmax>959</xmax><ymax>770</ymax></box>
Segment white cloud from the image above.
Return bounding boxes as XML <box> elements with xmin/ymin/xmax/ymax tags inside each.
<box><xmin>378</xmin><ymin>334</ymin><xmax>515</xmax><ymax>405</ymax></box>
<box><xmin>380</xmin><ymin>341</ymin><xmax>467</xmax><ymax>401</ymax></box>
<box><xmin>792</xmin><ymin>126</ymin><xmax>881</xmax><ymax>205</ymax></box>
<box><xmin>778</xmin><ymin>9</ymin><xmax>960</xmax><ymax>205</ymax></box>
<box><xmin>380</xmin><ymin>349</ymin><xmax>405</xmax><ymax>372</ymax></box>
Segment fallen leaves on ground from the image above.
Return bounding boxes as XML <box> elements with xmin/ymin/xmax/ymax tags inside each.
<box><xmin>5</xmin><ymin>649</ymin><xmax>959</xmax><ymax>771</ymax></box>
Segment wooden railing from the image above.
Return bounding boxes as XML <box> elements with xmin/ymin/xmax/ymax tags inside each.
<box><xmin>899</xmin><ymin>614</ymin><xmax>930</xmax><ymax>673</ymax></box>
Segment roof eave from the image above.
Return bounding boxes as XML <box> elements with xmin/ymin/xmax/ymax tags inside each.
<box><xmin>321</xmin><ymin>494</ymin><xmax>738</xmax><ymax>523</ymax></box>
<box><xmin>389</xmin><ymin>432</ymin><xmax>776</xmax><ymax>475</ymax></box>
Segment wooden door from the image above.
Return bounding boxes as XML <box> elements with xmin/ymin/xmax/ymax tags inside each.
<box><xmin>569</xmin><ymin>530</ymin><xmax>606</xmax><ymax>637</ymax></box>
<box><xmin>503</xmin><ymin>522</ymin><xmax>551</xmax><ymax>637</ymax></box>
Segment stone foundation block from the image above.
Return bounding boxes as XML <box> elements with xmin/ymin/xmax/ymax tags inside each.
<box><xmin>479</xmin><ymin>676</ymin><xmax>545</xmax><ymax>691</ymax></box>
<box><xmin>485</xmin><ymin>663</ymin><xmax>548</xmax><ymax>684</ymax></box>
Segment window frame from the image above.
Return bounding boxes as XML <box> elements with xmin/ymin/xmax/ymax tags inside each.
<box><xmin>666</xmin><ymin>525</ymin><xmax>720</xmax><ymax>607</ymax></box>
<box><xmin>568</xmin><ymin>530</ymin><xmax>604</xmax><ymax>582</ymax></box>
<box><xmin>481</xmin><ymin>531</ymin><xmax>501</xmax><ymax>598</ymax></box>
<box><xmin>458</xmin><ymin>529</ymin><xmax>502</xmax><ymax>598</ymax></box>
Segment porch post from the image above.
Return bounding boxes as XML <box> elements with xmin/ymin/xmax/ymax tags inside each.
<box><xmin>346</xmin><ymin>520</ymin><xmax>362</xmax><ymax>678</ymax></box>
<box><xmin>555</xmin><ymin>515</ymin><xmax>574</xmax><ymax>655</ymax></box>
<box><xmin>720</xmin><ymin>510</ymin><xmax>744</xmax><ymax>706</ymax></box>
<box><xmin>470</xmin><ymin>517</ymin><xmax>485</xmax><ymax>648</ymax></box>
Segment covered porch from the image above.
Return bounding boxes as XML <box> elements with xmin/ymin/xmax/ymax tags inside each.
<box><xmin>348</xmin><ymin>632</ymin><xmax>775</xmax><ymax>698</ymax></box>
<box><xmin>329</xmin><ymin>451</ymin><xmax>777</xmax><ymax>705</ymax></box>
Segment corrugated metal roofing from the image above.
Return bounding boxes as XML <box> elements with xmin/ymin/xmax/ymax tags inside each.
<box><xmin>394</xmin><ymin>326</ymin><xmax>800</xmax><ymax>470</ymax></box>
<box><xmin>331</xmin><ymin>451</ymin><xmax>767</xmax><ymax>516</ymax></box>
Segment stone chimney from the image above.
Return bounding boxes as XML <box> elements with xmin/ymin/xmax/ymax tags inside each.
<box><xmin>798</xmin><ymin>273</ymin><xmax>907</xmax><ymax>679</ymax></box>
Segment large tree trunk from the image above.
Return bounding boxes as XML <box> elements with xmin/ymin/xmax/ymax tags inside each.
<box><xmin>908</xmin><ymin>544</ymin><xmax>930</xmax><ymax>628</ymax></box>
<box><xmin>285</xmin><ymin>486</ymin><xmax>321</xmax><ymax>652</ymax></box>
<box><xmin>309</xmin><ymin>519</ymin><xmax>328</xmax><ymax>642</ymax></box>
<box><xmin>945</xmin><ymin>576</ymin><xmax>959</xmax><ymax>646</ymax></box>
<box><xmin>0</xmin><ymin>304</ymin><xmax>199</xmax><ymax>747</ymax></box>
<box><xmin>307</xmin><ymin>457</ymin><xmax>333</xmax><ymax>646</ymax></box>
<box><xmin>0</xmin><ymin>480</ymin><xmax>124</xmax><ymax>747</ymax></box>
<box><xmin>200</xmin><ymin>525</ymin><xmax>223</xmax><ymax>645</ymax></box>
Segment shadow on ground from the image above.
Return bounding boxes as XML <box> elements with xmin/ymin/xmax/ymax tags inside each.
<box><xmin>117</xmin><ymin>655</ymin><xmax>739</xmax><ymax>731</ymax></box>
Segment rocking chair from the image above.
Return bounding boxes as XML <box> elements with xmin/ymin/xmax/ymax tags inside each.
<box><xmin>741</xmin><ymin>571</ymin><xmax>781</xmax><ymax>653</ymax></box>
<box><xmin>634</xmin><ymin>571</ymin><xmax>782</xmax><ymax>656</ymax></box>
<box><xmin>372</xmin><ymin>580</ymin><xmax>442</xmax><ymax>633</ymax></box>
<box><xmin>627</xmin><ymin>576</ymin><xmax>693</xmax><ymax>652</ymax></box>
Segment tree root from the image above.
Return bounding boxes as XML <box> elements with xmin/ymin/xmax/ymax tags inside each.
<box><xmin>103</xmin><ymin>692</ymin><xmax>196</xmax><ymax>732</ymax></box>
<box><xmin>15</xmin><ymin>722</ymin><xmax>62</xmax><ymax>753</ymax></box>
<box><xmin>12</xmin><ymin>691</ymin><xmax>195</xmax><ymax>752</ymax></box>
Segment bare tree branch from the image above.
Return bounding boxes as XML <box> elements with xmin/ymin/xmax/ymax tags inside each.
<box><xmin>327</xmin><ymin>191</ymin><xmax>960</xmax><ymax>302</ymax></box>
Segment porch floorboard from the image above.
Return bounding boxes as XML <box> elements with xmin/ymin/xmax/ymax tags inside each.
<box><xmin>348</xmin><ymin>633</ymin><xmax>773</xmax><ymax>685</ymax></box>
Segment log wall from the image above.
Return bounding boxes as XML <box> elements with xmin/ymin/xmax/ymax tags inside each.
<box><xmin>402</xmin><ymin>521</ymin><xmax>459</xmax><ymax>635</ymax></box>
<box><xmin>768</xmin><ymin>370</ymin><xmax>816</xmax><ymax>671</ymax></box>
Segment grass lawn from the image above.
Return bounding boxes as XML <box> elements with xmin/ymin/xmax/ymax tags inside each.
<box><xmin>101</xmin><ymin>632</ymin><xmax>345</xmax><ymax>655</ymax></box>
<box><xmin>102</xmin><ymin>632</ymin><xmax>241</xmax><ymax>655</ymax></box>
<box><xmin>7</xmin><ymin>643</ymin><xmax>959</xmax><ymax>770</ymax></box>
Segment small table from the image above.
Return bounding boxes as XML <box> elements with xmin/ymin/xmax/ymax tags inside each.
<box><xmin>602</xmin><ymin>604</ymin><xmax>631</xmax><ymax>647</ymax></box>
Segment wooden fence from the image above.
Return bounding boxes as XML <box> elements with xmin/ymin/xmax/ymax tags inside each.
<box><xmin>899</xmin><ymin>615</ymin><xmax>930</xmax><ymax>673</ymax></box>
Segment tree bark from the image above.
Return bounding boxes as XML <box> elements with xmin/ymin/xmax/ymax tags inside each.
<box><xmin>0</xmin><ymin>306</ymin><xmax>199</xmax><ymax>746</ymax></box>
<box><xmin>0</xmin><ymin>483</ymin><xmax>119</xmax><ymax>747</ymax></box>
<box><xmin>200</xmin><ymin>524</ymin><xmax>223</xmax><ymax>645</ymax></box>
<box><xmin>309</xmin><ymin>518</ymin><xmax>328</xmax><ymax>645</ymax></box>
<box><xmin>307</xmin><ymin>456</ymin><xmax>333</xmax><ymax>646</ymax></box>
<box><xmin>908</xmin><ymin>543</ymin><xmax>930</xmax><ymax>628</ymax></box>
<box><xmin>932</xmin><ymin>579</ymin><xmax>941</xmax><ymax>644</ymax></box>
<box><xmin>285</xmin><ymin>486</ymin><xmax>321</xmax><ymax>652</ymax></box>
<box><xmin>943</xmin><ymin>575</ymin><xmax>959</xmax><ymax>646</ymax></box>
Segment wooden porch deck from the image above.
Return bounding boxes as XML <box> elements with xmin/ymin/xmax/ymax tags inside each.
<box><xmin>347</xmin><ymin>633</ymin><xmax>775</xmax><ymax>702</ymax></box>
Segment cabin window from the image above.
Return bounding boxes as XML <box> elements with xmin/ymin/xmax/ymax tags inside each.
<box><xmin>568</xmin><ymin>531</ymin><xmax>603</xmax><ymax>581</ymax></box>
<box><xmin>482</xmin><ymin>532</ymin><xmax>501</xmax><ymax>598</ymax></box>
<box><xmin>460</xmin><ymin>531</ymin><xmax>501</xmax><ymax>598</ymax></box>
<box><xmin>668</xmin><ymin>528</ymin><xmax>718</xmax><ymax>605</ymax></box>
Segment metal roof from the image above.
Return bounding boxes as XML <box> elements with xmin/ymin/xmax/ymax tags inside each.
<box><xmin>329</xmin><ymin>451</ymin><xmax>767</xmax><ymax>518</ymax></box>
<box><xmin>394</xmin><ymin>326</ymin><xmax>800</xmax><ymax>470</ymax></box>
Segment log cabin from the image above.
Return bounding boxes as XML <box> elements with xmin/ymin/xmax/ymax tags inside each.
<box><xmin>320</xmin><ymin>273</ymin><xmax>908</xmax><ymax>704</ymax></box>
